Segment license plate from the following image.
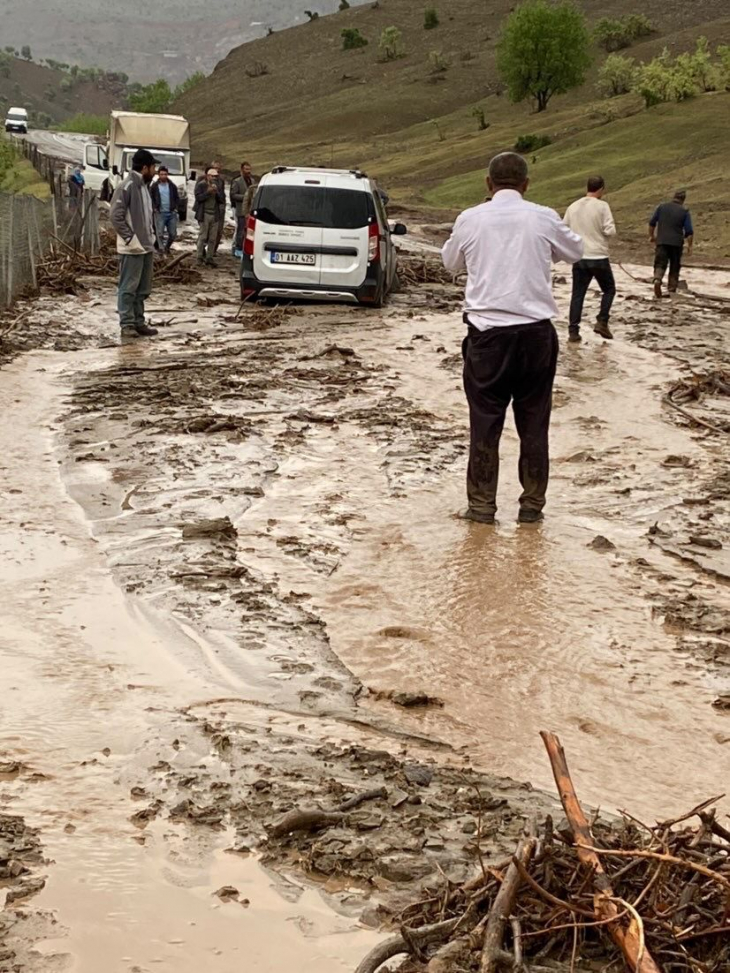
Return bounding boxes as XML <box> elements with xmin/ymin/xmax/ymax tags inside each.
<box><xmin>271</xmin><ymin>252</ymin><xmax>316</xmax><ymax>265</ymax></box>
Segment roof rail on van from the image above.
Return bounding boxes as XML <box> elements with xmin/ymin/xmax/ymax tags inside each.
<box><xmin>269</xmin><ymin>165</ymin><xmax>369</xmax><ymax>179</ymax></box>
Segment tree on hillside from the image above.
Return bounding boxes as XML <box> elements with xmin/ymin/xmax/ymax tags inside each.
<box><xmin>424</xmin><ymin>7</ymin><xmax>439</xmax><ymax>30</ymax></box>
<box><xmin>597</xmin><ymin>54</ymin><xmax>637</xmax><ymax>97</ymax></box>
<box><xmin>21</xmin><ymin>45</ymin><xmax>32</xmax><ymax>61</ymax></box>
<box><xmin>305</xmin><ymin>10</ymin><xmax>320</xmax><ymax>21</ymax></box>
<box><xmin>379</xmin><ymin>26</ymin><xmax>405</xmax><ymax>61</ymax></box>
<box><xmin>497</xmin><ymin>0</ymin><xmax>592</xmax><ymax>112</ymax></box>
<box><xmin>342</xmin><ymin>28</ymin><xmax>368</xmax><ymax>50</ymax></box>
<box><xmin>129</xmin><ymin>79</ymin><xmax>173</xmax><ymax>113</ymax></box>
<box><xmin>339</xmin><ymin>0</ymin><xmax>351</xmax><ymax>9</ymax></box>
<box><xmin>175</xmin><ymin>72</ymin><xmax>206</xmax><ymax>98</ymax></box>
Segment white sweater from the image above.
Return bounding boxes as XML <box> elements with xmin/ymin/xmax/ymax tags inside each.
<box><xmin>563</xmin><ymin>196</ymin><xmax>616</xmax><ymax>259</ymax></box>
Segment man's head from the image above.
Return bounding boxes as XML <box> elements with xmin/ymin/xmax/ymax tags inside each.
<box><xmin>674</xmin><ymin>189</ymin><xmax>687</xmax><ymax>203</ymax></box>
<box><xmin>158</xmin><ymin>166</ymin><xmax>169</xmax><ymax>183</ymax></box>
<box><xmin>241</xmin><ymin>161</ymin><xmax>252</xmax><ymax>178</ymax></box>
<box><xmin>132</xmin><ymin>148</ymin><xmax>157</xmax><ymax>184</ymax></box>
<box><xmin>487</xmin><ymin>152</ymin><xmax>529</xmax><ymax>196</ymax></box>
<box><xmin>587</xmin><ymin>175</ymin><xmax>605</xmax><ymax>198</ymax></box>
<box><xmin>212</xmin><ymin>161</ymin><xmax>222</xmax><ymax>175</ymax></box>
<box><xmin>206</xmin><ymin>166</ymin><xmax>219</xmax><ymax>184</ymax></box>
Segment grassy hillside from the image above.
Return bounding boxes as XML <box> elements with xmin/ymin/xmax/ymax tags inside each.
<box><xmin>176</xmin><ymin>0</ymin><xmax>730</xmax><ymax>257</ymax></box>
<box><xmin>0</xmin><ymin>56</ymin><xmax>125</xmax><ymax>129</ymax></box>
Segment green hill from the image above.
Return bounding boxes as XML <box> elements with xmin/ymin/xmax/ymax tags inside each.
<box><xmin>176</xmin><ymin>0</ymin><xmax>730</xmax><ymax>257</ymax></box>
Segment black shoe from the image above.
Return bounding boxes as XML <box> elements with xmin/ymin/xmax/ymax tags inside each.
<box><xmin>568</xmin><ymin>326</ymin><xmax>582</xmax><ymax>343</ymax></box>
<box><xmin>653</xmin><ymin>279</ymin><xmax>663</xmax><ymax>299</ymax></box>
<box><xmin>135</xmin><ymin>322</ymin><xmax>158</xmax><ymax>337</ymax></box>
<box><xmin>594</xmin><ymin>319</ymin><xmax>613</xmax><ymax>340</ymax></box>
<box><xmin>458</xmin><ymin>508</ymin><xmax>496</xmax><ymax>525</ymax></box>
<box><xmin>518</xmin><ymin>508</ymin><xmax>544</xmax><ymax>524</ymax></box>
<box><xmin>120</xmin><ymin>326</ymin><xmax>140</xmax><ymax>342</ymax></box>
<box><xmin>206</xmin><ymin>259</ymin><xmax>219</xmax><ymax>268</ymax></box>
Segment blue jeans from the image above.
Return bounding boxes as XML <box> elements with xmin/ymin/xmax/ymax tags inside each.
<box><xmin>118</xmin><ymin>253</ymin><xmax>154</xmax><ymax>331</ymax></box>
<box><xmin>155</xmin><ymin>211</ymin><xmax>178</xmax><ymax>251</ymax></box>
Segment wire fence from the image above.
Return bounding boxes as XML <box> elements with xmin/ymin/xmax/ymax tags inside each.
<box><xmin>0</xmin><ymin>136</ymin><xmax>102</xmax><ymax>307</ymax></box>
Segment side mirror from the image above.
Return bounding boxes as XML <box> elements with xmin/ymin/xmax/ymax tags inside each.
<box><xmin>112</xmin><ymin>164</ymin><xmax>119</xmax><ymax>176</ymax></box>
<box><xmin>102</xmin><ymin>157</ymin><xmax>109</xmax><ymax>170</ymax></box>
<box><xmin>391</xmin><ymin>223</ymin><xmax>408</xmax><ymax>236</ymax></box>
<box><xmin>190</xmin><ymin>170</ymin><xmax>197</xmax><ymax>182</ymax></box>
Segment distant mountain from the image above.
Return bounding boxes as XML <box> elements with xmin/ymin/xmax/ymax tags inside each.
<box><xmin>0</xmin><ymin>0</ymin><xmax>371</xmax><ymax>84</ymax></box>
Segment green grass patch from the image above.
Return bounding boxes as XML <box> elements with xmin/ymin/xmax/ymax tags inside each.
<box><xmin>59</xmin><ymin>113</ymin><xmax>108</xmax><ymax>136</ymax></box>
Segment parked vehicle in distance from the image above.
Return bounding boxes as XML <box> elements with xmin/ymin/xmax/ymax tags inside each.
<box><xmin>240</xmin><ymin>166</ymin><xmax>407</xmax><ymax>307</ymax></box>
<box><xmin>5</xmin><ymin>108</ymin><xmax>28</xmax><ymax>134</ymax></box>
<box><xmin>82</xmin><ymin>111</ymin><xmax>192</xmax><ymax>220</ymax></box>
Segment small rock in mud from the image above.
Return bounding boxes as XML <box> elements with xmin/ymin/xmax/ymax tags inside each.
<box><xmin>689</xmin><ymin>535</ymin><xmax>723</xmax><ymax>551</ymax></box>
<box><xmin>181</xmin><ymin>517</ymin><xmax>238</xmax><ymax>542</ymax></box>
<box><xmin>5</xmin><ymin>877</ymin><xmax>46</xmax><ymax>904</ymax></box>
<box><xmin>403</xmin><ymin>763</ymin><xmax>434</xmax><ymax>787</ymax></box>
<box><xmin>0</xmin><ymin>760</ymin><xmax>24</xmax><ymax>776</ymax></box>
<box><xmin>712</xmin><ymin>695</ymin><xmax>730</xmax><ymax>711</ymax></box>
<box><xmin>389</xmin><ymin>691</ymin><xmax>444</xmax><ymax>709</ymax></box>
<box><xmin>289</xmin><ymin>409</ymin><xmax>336</xmax><ymax>424</ymax></box>
<box><xmin>214</xmin><ymin>885</ymin><xmax>240</xmax><ymax>901</ymax></box>
<box><xmin>663</xmin><ymin>454</ymin><xmax>694</xmax><ymax>468</ymax></box>
<box><xmin>130</xmin><ymin>802</ymin><xmax>163</xmax><ymax>827</ymax></box>
<box><xmin>588</xmin><ymin>535</ymin><xmax>616</xmax><ymax>552</ymax></box>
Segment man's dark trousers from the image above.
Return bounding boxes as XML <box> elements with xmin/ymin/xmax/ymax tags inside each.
<box><xmin>569</xmin><ymin>258</ymin><xmax>616</xmax><ymax>327</ymax></box>
<box><xmin>463</xmin><ymin>317</ymin><xmax>559</xmax><ymax>519</ymax></box>
<box><xmin>118</xmin><ymin>253</ymin><xmax>154</xmax><ymax>332</ymax></box>
<box><xmin>654</xmin><ymin>244</ymin><xmax>683</xmax><ymax>292</ymax></box>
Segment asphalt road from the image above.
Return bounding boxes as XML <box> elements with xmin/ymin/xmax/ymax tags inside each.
<box><xmin>20</xmin><ymin>129</ymin><xmax>95</xmax><ymax>166</ymax></box>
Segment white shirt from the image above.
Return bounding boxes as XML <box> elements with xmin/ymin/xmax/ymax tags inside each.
<box><xmin>442</xmin><ymin>189</ymin><xmax>584</xmax><ymax>330</ymax></box>
<box><xmin>563</xmin><ymin>195</ymin><xmax>616</xmax><ymax>259</ymax></box>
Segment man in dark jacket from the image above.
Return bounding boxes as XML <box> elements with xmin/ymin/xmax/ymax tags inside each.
<box><xmin>230</xmin><ymin>161</ymin><xmax>256</xmax><ymax>256</ymax></box>
<box><xmin>650</xmin><ymin>190</ymin><xmax>694</xmax><ymax>298</ymax></box>
<box><xmin>150</xmin><ymin>166</ymin><xmax>180</xmax><ymax>254</ymax></box>
<box><xmin>110</xmin><ymin>148</ymin><xmax>159</xmax><ymax>341</ymax></box>
<box><xmin>194</xmin><ymin>167</ymin><xmax>225</xmax><ymax>267</ymax></box>
<box><xmin>68</xmin><ymin>166</ymin><xmax>85</xmax><ymax>210</ymax></box>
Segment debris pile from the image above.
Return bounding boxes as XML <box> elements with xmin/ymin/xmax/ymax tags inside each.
<box><xmin>399</xmin><ymin>255</ymin><xmax>459</xmax><ymax>288</ymax></box>
<box><xmin>665</xmin><ymin>370</ymin><xmax>730</xmax><ymax>434</ymax></box>
<box><xmin>355</xmin><ymin>733</ymin><xmax>730</xmax><ymax>973</ymax></box>
<box><xmin>36</xmin><ymin>234</ymin><xmax>201</xmax><ymax>295</ymax></box>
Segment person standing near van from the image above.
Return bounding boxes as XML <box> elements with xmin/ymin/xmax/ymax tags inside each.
<box><xmin>110</xmin><ymin>149</ymin><xmax>159</xmax><ymax>341</ymax></box>
<box><xmin>195</xmin><ymin>167</ymin><xmax>225</xmax><ymax>267</ymax></box>
<box><xmin>442</xmin><ymin>152</ymin><xmax>583</xmax><ymax>524</ymax></box>
<box><xmin>150</xmin><ymin>166</ymin><xmax>180</xmax><ymax>254</ymax></box>
<box><xmin>650</xmin><ymin>190</ymin><xmax>694</xmax><ymax>298</ymax></box>
<box><xmin>563</xmin><ymin>176</ymin><xmax>617</xmax><ymax>342</ymax></box>
<box><xmin>231</xmin><ymin>161</ymin><xmax>256</xmax><ymax>256</ymax></box>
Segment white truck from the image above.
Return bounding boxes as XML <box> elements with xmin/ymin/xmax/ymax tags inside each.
<box><xmin>83</xmin><ymin>111</ymin><xmax>192</xmax><ymax>220</ymax></box>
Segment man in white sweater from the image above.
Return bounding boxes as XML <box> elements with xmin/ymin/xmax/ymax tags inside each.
<box><xmin>563</xmin><ymin>176</ymin><xmax>617</xmax><ymax>342</ymax></box>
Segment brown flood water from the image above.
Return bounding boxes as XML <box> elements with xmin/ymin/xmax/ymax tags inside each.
<box><xmin>0</xmin><ymin>260</ymin><xmax>728</xmax><ymax>969</ymax></box>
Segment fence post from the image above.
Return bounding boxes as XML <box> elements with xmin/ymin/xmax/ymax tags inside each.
<box><xmin>6</xmin><ymin>195</ymin><xmax>15</xmax><ymax>306</ymax></box>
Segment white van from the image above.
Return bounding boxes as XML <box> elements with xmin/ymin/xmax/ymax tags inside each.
<box><xmin>240</xmin><ymin>167</ymin><xmax>406</xmax><ymax>307</ymax></box>
<box><xmin>5</xmin><ymin>107</ymin><xmax>28</xmax><ymax>134</ymax></box>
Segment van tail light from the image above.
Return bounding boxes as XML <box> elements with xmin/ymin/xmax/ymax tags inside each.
<box><xmin>368</xmin><ymin>222</ymin><xmax>380</xmax><ymax>263</ymax></box>
<box><xmin>244</xmin><ymin>215</ymin><xmax>256</xmax><ymax>256</ymax></box>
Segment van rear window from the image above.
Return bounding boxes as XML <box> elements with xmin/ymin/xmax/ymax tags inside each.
<box><xmin>256</xmin><ymin>186</ymin><xmax>370</xmax><ymax>229</ymax></box>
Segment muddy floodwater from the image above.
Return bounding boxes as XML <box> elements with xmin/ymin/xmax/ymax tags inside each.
<box><xmin>1</xmin><ymin>232</ymin><xmax>729</xmax><ymax>971</ymax></box>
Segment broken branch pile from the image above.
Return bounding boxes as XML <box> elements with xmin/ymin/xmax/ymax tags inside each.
<box><xmin>355</xmin><ymin>733</ymin><xmax>730</xmax><ymax>973</ymax></box>
<box><xmin>399</xmin><ymin>255</ymin><xmax>459</xmax><ymax>288</ymax></box>
<box><xmin>665</xmin><ymin>370</ymin><xmax>730</xmax><ymax>435</ymax></box>
<box><xmin>36</xmin><ymin>233</ymin><xmax>201</xmax><ymax>295</ymax></box>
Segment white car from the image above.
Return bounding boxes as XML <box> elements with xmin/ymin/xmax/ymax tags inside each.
<box><xmin>240</xmin><ymin>166</ymin><xmax>406</xmax><ymax>307</ymax></box>
<box><xmin>5</xmin><ymin>107</ymin><xmax>28</xmax><ymax>134</ymax></box>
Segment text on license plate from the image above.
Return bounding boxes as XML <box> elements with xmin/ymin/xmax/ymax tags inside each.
<box><xmin>271</xmin><ymin>252</ymin><xmax>316</xmax><ymax>265</ymax></box>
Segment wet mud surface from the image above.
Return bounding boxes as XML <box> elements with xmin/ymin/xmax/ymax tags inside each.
<box><xmin>1</xmin><ymin>228</ymin><xmax>729</xmax><ymax>970</ymax></box>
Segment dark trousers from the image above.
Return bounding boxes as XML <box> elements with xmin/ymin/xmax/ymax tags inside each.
<box><xmin>234</xmin><ymin>215</ymin><xmax>246</xmax><ymax>251</ymax></box>
<box><xmin>569</xmin><ymin>258</ymin><xmax>616</xmax><ymax>326</ymax></box>
<box><xmin>118</xmin><ymin>253</ymin><xmax>154</xmax><ymax>331</ymax></box>
<box><xmin>462</xmin><ymin>317</ymin><xmax>559</xmax><ymax>517</ymax></box>
<box><xmin>654</xmin><ymin>244</ymin><xmax>683</xmax><ymax>291</ymax></box>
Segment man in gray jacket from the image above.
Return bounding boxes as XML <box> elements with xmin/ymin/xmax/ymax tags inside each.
<box><xmin>110</xmin><ymin>148</ymin><xmax>159</xmax><ymax>340</ymax></box>
<box><xmin>230</xmin><ymin>161</ymin><xmax>256</xmax><ymax>256</ymax></box>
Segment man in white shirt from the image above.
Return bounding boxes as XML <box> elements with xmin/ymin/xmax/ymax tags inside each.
<box><xmin>442</xmin><ymin>152</ymin><xmax>583</xmax><ymax>525</ymax></box>
<box><xmin>563</xmin><ymin>176</ymin><xmax>617</xmax><ymax>342</ymax></box>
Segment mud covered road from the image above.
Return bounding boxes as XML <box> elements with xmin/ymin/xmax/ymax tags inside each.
<box><xmin>1</xmin><ymin>233</ymin><xmax>729</xmax><ymax>972</ymax></box>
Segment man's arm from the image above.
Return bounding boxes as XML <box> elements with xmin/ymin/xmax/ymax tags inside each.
<box><xmin>550</xmin><ymin>213</ymin><xmax>584</xmax><ymax>264</ymax></box>
<box><xmin>110</xmin><ymin>184</ymin><xmax>133</xmax><ymax>243</ymax></box>
<box><xmin>441</xmin><ymin>215</ymin><xmax>467</xmax><ymax>273</ymax></box>
<box><xmin>230</xmin><ymin>178</ymin><xmax>245</xmax><ymax>204</ymax></box>
<box><xmin>684</xmin><ymin>210</ymin><xmax>694</xmax><ymax>253</ymax></box>
<box><xmin>602</xmin><ymin>202</ymin><xmax>617</xmax><ymax>239</ymax></box>
<box><xmin>194</xmin><ymin>181</ymin><xmax>208</xmax><ymax>204</ymax></box>
<box><xmin>649</xmin><ymin>206</ymin><xmax>660</xmax><ymax>243</ymax></box>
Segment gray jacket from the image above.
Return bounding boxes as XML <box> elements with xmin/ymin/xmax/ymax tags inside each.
<box><xmin>110</xmin><ymin>170</ymin><xmax>156</xmax><ymax>255</ymax></box>
<box><xmin>230</xmin><ymin>174</ymin><xmax>258</xmax><ymax>218</ymax></box>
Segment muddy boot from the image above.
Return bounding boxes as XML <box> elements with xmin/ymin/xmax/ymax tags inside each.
<box><xmin>457</xmin><ymin>508</ymin><xmax>496</xmax><ymax>525</ymax></box>
<box><xmin>120</xmin><ymin>326</ymin><xmax>140</xmax><ymax>342</ymax></box>
<box><xmin>568</xmin><ymin>325</ymin><xmax>581</xmax><ymax>343</ymax></box>
<box><xmin>518</xmin><ymin>508</ymin><xmax>544</xmax><ymax>524</ymax></box>
<box><xmin>594</xmin><ymin>319</ymin><xmax>613</xmax><ymax>340</ymax></box>
<box><xmin>135</xmin><ymin>321</ymin><xmax>158</xmax><ymax>337</ymax></box>
<box><xmin>653</xmin><ymin>279</ymin><xmax>663</xmax><ymax>299</ymax></box>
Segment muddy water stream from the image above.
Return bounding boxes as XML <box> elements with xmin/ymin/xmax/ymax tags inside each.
<box><xmin>1</xmin><ymin>253</ymin><xmax>729</xmax><ymax>970</ymax></box>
